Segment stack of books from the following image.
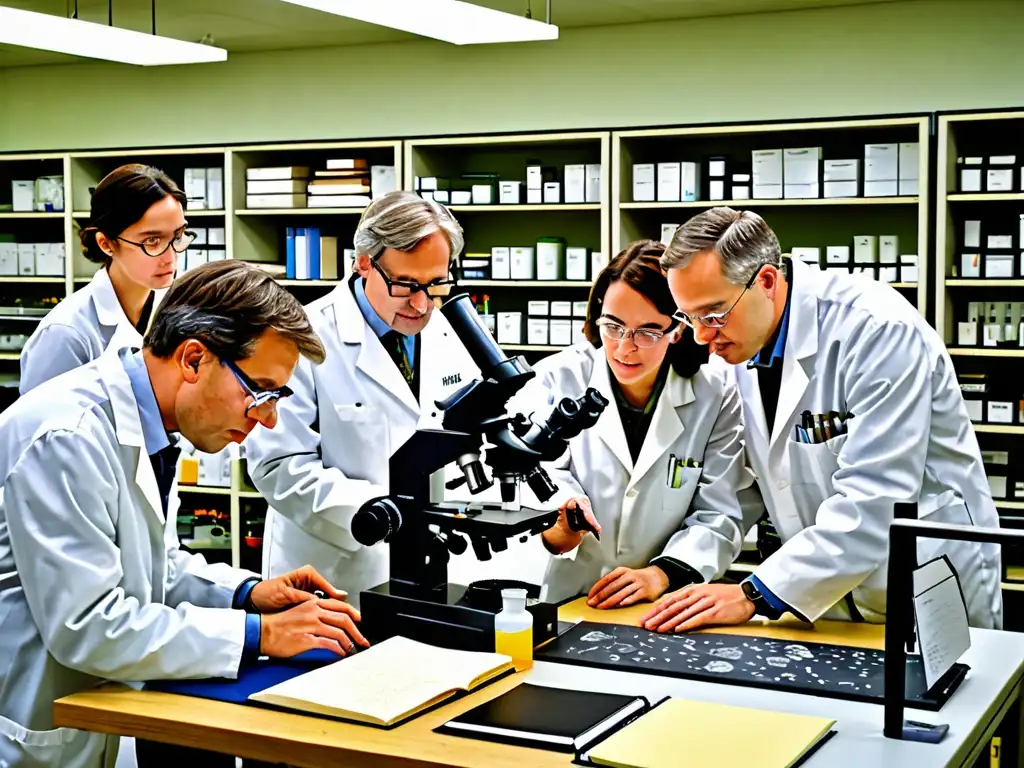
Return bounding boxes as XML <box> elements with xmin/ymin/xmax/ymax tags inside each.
<box><xmin>245</xmin><ymin>166</ymin><xmax>310</xmax><ymax>209</ymax></box>
<box><xmin>307</xmin><ymin>158</ymin><xmax>372</xmax><ymax>209</ymax></box>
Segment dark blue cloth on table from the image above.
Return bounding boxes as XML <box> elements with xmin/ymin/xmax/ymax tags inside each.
<box><xmin>145</xmin><ymin>649</ymin><xmax>344</xmax><ymax>704</ymax></box>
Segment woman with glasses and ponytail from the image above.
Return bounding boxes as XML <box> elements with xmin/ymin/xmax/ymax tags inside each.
<box><xmin>525</xmin><ymin>239</ymin><xmax>758</xmax><ymax>616</ymax></box>
<box><xmin>19</xmin><ymin>164</ymin><xmax>193</xmax><ymax>393</ymax></box>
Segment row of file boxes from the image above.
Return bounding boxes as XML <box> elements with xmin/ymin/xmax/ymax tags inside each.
<box><xmin>633</xmin><ymin>143</ymin><xmax>917</xmax><ymax>202</ymax></box>
<box><xmin>486</xmin><ymin>243</ymin><xmax>603</xmax><ymax>281</ymax></box>
<box><xmin>957</xmin><ymin>155</ymin><xmax>1024</xmax><ymax>193</ymax></box>
<box><xmin>492</xmin><ymin>301</ymin><xmax>588</xmax><ymax>346</ymax></box>
<box><xmin>417</xmin><ymin>163</ymin><xmax>602</xmax><ymax>205</ymax></box>
<box><xmin>956</xmin><ymin>216</ymin><xmax>1024</xmax><ymax>278</ymax></box>
<box><xmin>0</xmin><ymin>242</ymin><xmax>65</xmax><ymax>276</ymax></box>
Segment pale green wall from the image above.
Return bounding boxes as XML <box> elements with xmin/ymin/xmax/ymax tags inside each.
<box><xmin>0</xmin><ymin>0</ymin><xmax>1019</xmax><ymax>152</ymax></box>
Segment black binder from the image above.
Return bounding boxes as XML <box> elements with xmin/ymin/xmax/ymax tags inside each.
<box><xmin>436</xmin><ymin>682</ymin><xmax>651</xmax><ymax>753</ymax></box>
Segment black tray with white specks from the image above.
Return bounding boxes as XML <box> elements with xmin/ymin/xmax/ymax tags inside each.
<box><xmin>536</xmin><ymin>622</ymin><xmax>967</xmax><ymax>710</ymax></box>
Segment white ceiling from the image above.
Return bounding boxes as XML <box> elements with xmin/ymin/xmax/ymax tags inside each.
<box><xmin>0</xmin><ymin>0</ymin><xmax>903</xmax><ymax>68</ymax></box>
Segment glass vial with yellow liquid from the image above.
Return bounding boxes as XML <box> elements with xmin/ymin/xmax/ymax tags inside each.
<box><xmin>494</xmin><ymin>588</ymin><xmax>533</xmax><ymax>662</ymax></box>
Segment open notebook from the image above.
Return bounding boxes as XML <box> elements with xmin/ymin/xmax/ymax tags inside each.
<box><xmin>249</xmin><ymin>635</ymin><xmax>515</xmax><ymax>727</ymax></box>
<box><xmin>583</xmin><ymin>698</ymin><xmax>836</xmax><ymax>768</ymax></box>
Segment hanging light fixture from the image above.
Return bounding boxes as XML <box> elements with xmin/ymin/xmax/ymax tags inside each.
<box><xmin>0</xmin><ymin>5</ymin><xmax>227</xmax><ymax>66</ymax></box>
<box><xmin>276</xmin><ymin>0</ymin><xmax>558</xmax><ymax>45</ymax></box>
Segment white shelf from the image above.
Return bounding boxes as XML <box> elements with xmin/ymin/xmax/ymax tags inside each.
<box><xmin>0</xmin><ymin>352</ymin><xmax>21</xmax><ymax>360</ymax></box>
<box><xmin>234</xmin><ymin>208</ymin><xmax>365</xmax><ymax>216</ymax></box>
<box><xmin>448</xmin><ymin>204</ymin><xmax>601</xmax><ymax>213</ymax></box>
<box><xmin>178</xmin><ymin>485</ymin><xmax>232</xmax><ymax>496</ymax></box>
<box><xmin>0</xmin><ymin>276</ymin><xmax>64</xmax><ymax>283</ymax></box>
<box><xmin>459</xmin><ymin>280</ymin><xmax>591</xmax><ymax>288</ymax></box>
<box><xmin>997</xmin><ymin>501</ymin><xmax>1024</xmax><ymax>511</ymax></box>
<box><xmin>946</xmin><ymin>193</ymin><xmax>1024</xmax><ymax>202</ymax></box>
<box><xmin>890</xmin><ymin>283</ymin><xmax>917</xmax><ymax>289</ymax></box>
<box><xmin>501</xmin><ymin>344</ymin><xmax>568</xmax><ymax>352</ymax></box>
<box><xmin>238</xmin><ymin>490</ymin><xmax>264</xmax><ymax>500</ymax></box>
<box><xmin>945</xmin><ymin>279</ymin><xmax>1024</xmax><ymax>287</ymax></box>
<box><xmin>949</xmin><ymin>348</ymin><xmax>1024</xmax><ymax>358</ymax></box>
<box><xmin>974</xmin><ymin>425</ymin><xmax>1024</xmax><ymax>435</ymax></box>
<box><xmin>0</xmin><ymin>211</ymin><xmax>64</xmax><ymax>219</ymax></box>
<box><xmin>619</xmin><ymin>196</ymin><xmax>918</xmax><ymax>210</ymax></box>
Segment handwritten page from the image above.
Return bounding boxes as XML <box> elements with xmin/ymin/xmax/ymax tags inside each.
<box><xmin>913</xmin><ymin>557</ymin><xmax>971</xmax><ymax>689</ymax></box>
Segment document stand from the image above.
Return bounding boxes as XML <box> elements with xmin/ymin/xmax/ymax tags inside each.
<box><xmin>884</xmin><ymin>512</ymin><xmax>1024</xmax><ymax>741</ymax></box>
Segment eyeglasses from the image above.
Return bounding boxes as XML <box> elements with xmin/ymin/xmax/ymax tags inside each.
<box><xmin>672</xmin><ymin>265</ymin><xmax>763</xmax><ymax>330</ymax></box>
<box><xmin>596</xmin><ymin>317</ymin><xmax>674</xmax><ymax>348</ymax></box>
<box><xmin>370</xmin><ymin>259</ymin><xmax>455</xmax><ymax>298</ymax></box>
<box><xmin>117</xmin><ymin>227</ymin><xmax>196</xmax><ymax>258</ymax></box>
<box><xmin>224</xmin><ymin>359</ymin><xmax>293</xmax><ymax>419</ymax></box>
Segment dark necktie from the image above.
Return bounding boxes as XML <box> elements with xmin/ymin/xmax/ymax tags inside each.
<box><xmin>382</xmin><ymin>330</ymin><xmax>414</xmax><ymax>385</ymax></box>
<box><xmin>150</xmin><ymin>444</ymin><xmax>181</xmax><ymax>516</ymax></box>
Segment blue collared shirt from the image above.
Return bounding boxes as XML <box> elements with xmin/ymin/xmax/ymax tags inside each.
<box><xmin>354</xmin><ymin>276</ymin><xmax>415</xmax><ymax>368</ymax></box>
<box><xmin>122</xmin><ymin>348</ymin><xmax>262</xmax><ymax>660</ymax></box>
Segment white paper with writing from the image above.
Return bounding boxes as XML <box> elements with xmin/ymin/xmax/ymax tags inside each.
<box><xmin>913</xmin><ymin>557</ymin><xmax>971</xmax><ymax>689</ymax></box>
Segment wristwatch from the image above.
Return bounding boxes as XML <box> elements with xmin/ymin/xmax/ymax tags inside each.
<box><xmin>740</xmin><ymin>577</ymin><xmax>782</xmax><ymax>620</ymax></box>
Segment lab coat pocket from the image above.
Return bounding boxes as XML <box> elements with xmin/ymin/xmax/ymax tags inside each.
<box><xmin>0</xmin><ymin>713</ymin><xmax>76</xmax><ymax>767</ymax></box>
<box><xmin>325</xmin><ymin>404</ymin><xmax>390</xmax><ymax>478</ymax></box>
<box><xmin>662</xmin><ymin>467</ymin><xmax>702</xmax><ymax>516</ymax></box>
<box><xmin>786</xmin><ymin>433</ymin><xmax>849</xmax><ymax>516</ymax></box>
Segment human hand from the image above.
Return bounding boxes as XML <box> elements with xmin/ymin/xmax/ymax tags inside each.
<box><xmin>587</xmin><ymin>566</ymin><xmax>669</xmax><ymax>609</ymax></box>
<box><xmin>541</xmin><ymin>496</ymin><xmax>600</xmax><ymax>554</ymax></box>
<box><xmin>249</xmin><ymin>565</ymin><xmax>348</xmax><ymax>614</ymax></box>
<box><xmin>639</xmin><ymin>583</ymin><xmax>755</xmax><ymax>633</ymax></box>
<box><xmin>260</xmin><ymin>596</ymin><xmax>369</xmax><ymax>658</ymax></box>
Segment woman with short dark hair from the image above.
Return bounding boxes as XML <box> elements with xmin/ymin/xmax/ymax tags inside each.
<box><xmin>19</xmin><ymin>163</ymin><xmax>192</xmax><ymax>393</ymax></box>
<box><xmin>526</xmin><ymin>239</ymin><xmax>757</xmax><ymax>610</ymax></box>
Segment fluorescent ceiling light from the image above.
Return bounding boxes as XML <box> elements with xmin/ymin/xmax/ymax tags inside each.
<box><xmin>278</xmin><ymin>0</ymin><xmax>559</xmax><ymax>45</ymax></box>
<box><xmin>0</xmin><ymin>6</ymin><xmax>227</xmax><ymax>66</ymax></box>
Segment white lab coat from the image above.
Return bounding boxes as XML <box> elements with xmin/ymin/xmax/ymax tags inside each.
<box><xmin>244</xmin><ymin>279</ymin><xmax>481</xmax><ymax>606</ymax></box>
<box><xmin>19</xmin><ymin>268</ymin><xmax>163</xmax><ymax>394</ymax></box>
<box><xmin>738</xmin><ymin>258</ymin><xmax>1003</xmax><ymax>627</ymax></box>
<box><xmin>0</xmin><ymin>349</ymin><xmax>256</xmax><ymax>768</ymax></box>
<box><xmin>510</xmin><ymin>343</ymin><xmax>758</xmax><ymax>604</ymax></box>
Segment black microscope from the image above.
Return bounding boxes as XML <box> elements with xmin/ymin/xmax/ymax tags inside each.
<box><xmin>353</xmin><ymin>292</ymin><xmax>608</xmax><ymax>652</ymax></box>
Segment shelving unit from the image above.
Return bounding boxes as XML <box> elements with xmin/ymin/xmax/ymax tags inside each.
<box><xmin>612</xmin><ymin>116</ymin><xmax>931</xmax><ymax>318</ymax></box>
<box><xmin>405</xmin><ymin>132</ymin><xmax>609</xmax><ymax>359</ymax></box>
<box><xmin>935</xmin><ymin>112</ymin><xmax>1024</xmax><ymax>523</ymax></box>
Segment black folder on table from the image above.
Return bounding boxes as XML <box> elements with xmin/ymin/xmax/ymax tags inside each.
<box><xmin>436</xmin><ymin>683</ymin><xmax>650</xmax><ymax>753</ymax></box>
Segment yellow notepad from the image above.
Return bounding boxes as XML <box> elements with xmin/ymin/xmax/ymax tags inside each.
<box><xmin>587</xmin><ymin>698</ymin><xmax>835</xmax><ymax>768</ymax></box>
<box><xmin>249</xmin><ymin>635</ymin><xmax>514</xmax><ymax>727</ymax></box>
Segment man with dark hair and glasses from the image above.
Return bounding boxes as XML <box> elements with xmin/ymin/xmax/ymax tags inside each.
<box><xmin>640</xmin><ymin>207</ymin><xmax>1001</xmax><ymax>636</ymax></box>
<box><xmin>246</xmin><ymin>190</ymin><xmax>483</xmax><ymax>607</ymax></box>
<box><xmin>0</xmin><ymin>260</ymin><xmax>368</xmax><ymax>768</ymax></box>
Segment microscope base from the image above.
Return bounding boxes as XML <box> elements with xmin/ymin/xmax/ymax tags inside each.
<box><xmin>360</xmin><ymin>580</ymin><xmax>558</xmax><ymax>653</ymax></box>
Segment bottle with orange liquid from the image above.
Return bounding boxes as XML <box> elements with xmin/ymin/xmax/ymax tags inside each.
<box><xmin>494</xmin><ymin>588</ymin><xmax>533</xmax><ymax>662</ymax></box>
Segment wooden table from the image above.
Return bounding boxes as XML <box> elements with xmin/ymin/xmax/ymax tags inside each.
<box><xmin>54</xmin><ymin>602</ymin><xmax>1011</xmax><ymax>768</ymax></box>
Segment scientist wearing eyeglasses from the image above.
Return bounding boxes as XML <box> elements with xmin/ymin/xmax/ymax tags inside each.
<box><xmin>20</xmin><ymin>163</ymin><xmax>195</xmax><ymax>394</ymax></box>
<box><xmin>641</xmin><ymin>207</ymin><xmax>1001</xmax><ymax>634</ymax></box>
<box><xmin>244</xmin><ymin>191</ymin><xmax>480</xmax><ymax>607</ymax></box>
<box><xmin>517</xmin><ymin>240</ymin><xmax>758</xmax><ymax>608</ymax></box>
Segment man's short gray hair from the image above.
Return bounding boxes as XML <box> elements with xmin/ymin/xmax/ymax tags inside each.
<box><xmin>353</xmin><ymin>190</ymin><xmax>464</xmax><ymax>262</ymax></box>
<box><xmin>661</xmin><ymin>207</ymin><xmax>782</xmax><ymax>286</ymax></box>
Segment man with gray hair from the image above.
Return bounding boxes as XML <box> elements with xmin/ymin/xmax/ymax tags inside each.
<box><xmin>640</xmin><ymin>206</ymin><xmax>1001</xmax><ymax>634</ymax></box>
<box><xmin>245</xmin><ymin>190</ymin><xmax>482</xmax><ymax>606</ymax></box>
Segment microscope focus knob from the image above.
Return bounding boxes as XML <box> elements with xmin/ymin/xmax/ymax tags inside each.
<box><xmin>352</xmin><ymin>497</ymin><xmax>403</xmax><ymax>546</ymax></box>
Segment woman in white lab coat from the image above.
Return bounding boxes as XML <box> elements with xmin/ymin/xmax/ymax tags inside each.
<box><xmin>19</xmin><ymin>163</ymin><xmax>188</xmax><ymax>393</ymax></box>
<box><xmin>528</xmin><ymin>239</ymin><xmax>757</xmax><ymax>608</ymax></box>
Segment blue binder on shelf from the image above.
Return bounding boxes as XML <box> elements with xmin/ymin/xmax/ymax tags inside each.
<box><xmin>285</xmin><ymin>227</ymin><xmax>296</xmax><ymax>280</ymax></box>
<box><xmin>308</xmin><ymin>226</ymin><xmax>321</xmax><ymax>280</ymax></box>
<box><xmin>146</xmin><ymin>648</ymin><xmax>341</xmax><ymax>705</ymax></box>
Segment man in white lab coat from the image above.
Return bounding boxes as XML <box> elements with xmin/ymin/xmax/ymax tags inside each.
<box><xmin>0</xmin><ymin>261</ymin><xmax>367</xmax><ymax>768</ymax></box>
<box><xmin>642</xmin><ymin>206</ymin><xmax>1002</xmax><ymax>633</ymax></box>
<box><xmin>245</xmin><ymin>191</ymin><xmax>481</xmax><ymax>606</ymax></box>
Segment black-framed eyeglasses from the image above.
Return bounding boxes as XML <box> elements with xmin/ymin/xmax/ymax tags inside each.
<box><xmin>672</xmin><ymin>265</ymin><xmax>764</xmax><ymax>330</ymax></box>
<box><xmin>370</xmin><ymin>258</ymin><xmax>455</xmax><ymax>298</ymax></box>
<box><xmin>596</xmin><ymin>317</ymin><xmax>676</xmax><ymax>348</ymax></box>
<box><xmin>224</xmin><ymin>359</ymin><xmax>293</xmax><ymax>419</ymax></box>
<box><xmin>117</xmin><ymin>227</ymin><xmax>196</xmax><ymax>258</ymax></box>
